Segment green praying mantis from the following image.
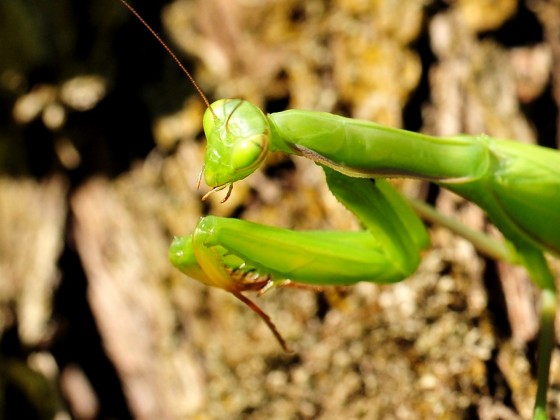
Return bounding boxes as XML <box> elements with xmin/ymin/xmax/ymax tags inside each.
<box><xmin>119</xmin><ymin>0</ymin><xmax>559</xmax><ymax>417</ymax></box>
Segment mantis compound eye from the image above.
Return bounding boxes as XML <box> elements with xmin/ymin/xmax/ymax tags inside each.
<box><xmin>231</xmin><ymin>135</ymin><xmax>268</xmax><ymax>171</ymax></box>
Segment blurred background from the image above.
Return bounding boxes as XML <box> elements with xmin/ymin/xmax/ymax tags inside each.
<box><xmin>1</xmin><ymin>0</ymin><xmax>559</xmax><ymax>418</ymax></box>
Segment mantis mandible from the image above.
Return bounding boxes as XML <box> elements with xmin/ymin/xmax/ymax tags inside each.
<box><xmin>119</xmin><ymin>1</ymin><xmax>559</xmax><ymax>418</ymax></box>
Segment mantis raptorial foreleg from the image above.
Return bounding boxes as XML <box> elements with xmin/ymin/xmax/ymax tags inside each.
<box><xmin>170</xmin><ymin>169</ymin><xmax>430</xmax><ymax>350</ymax></box>
<box><xmin>171</xmin><ymin>170</ymin><xmax>429</xmax><ymax>287</ymax></box>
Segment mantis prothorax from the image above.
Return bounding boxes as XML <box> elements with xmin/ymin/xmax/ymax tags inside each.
<box><xmin>119</xmin><ymin>1</ymin><xmax>559</xmax><ymax>417</ymax></box>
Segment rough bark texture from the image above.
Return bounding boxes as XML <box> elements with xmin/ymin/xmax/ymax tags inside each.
<box><xmin>0</xmin><ymin>0</ymin><xmax>559</xmax><ymax>418</ymax></box>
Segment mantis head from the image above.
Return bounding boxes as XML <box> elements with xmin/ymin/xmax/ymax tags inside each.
<box><xmin>202</xmin><ymin>99</ymin><xmax>270</xmax><ymax>199</ymax></box>
<box><xmin>116</xmin><ymin>1</ymin><xmax>269</xmax><ymax>201</ymax></box>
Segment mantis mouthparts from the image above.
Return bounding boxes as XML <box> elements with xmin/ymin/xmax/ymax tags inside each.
<box><xmin>201</xmin><ymin>183</ymin><xmax>234</xmax><ymax>203</ymax></box>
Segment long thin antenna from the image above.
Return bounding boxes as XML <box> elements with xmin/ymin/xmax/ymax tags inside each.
<box><xmin>117</xmin><ymin>0</ymin><xmax>215</xmax><ymax>116</ymax></box>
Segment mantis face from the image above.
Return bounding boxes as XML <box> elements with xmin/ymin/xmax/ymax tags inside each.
<box><xmin>202</xmin><ymin>99</ymin><xmax>270</xmax><ymax>191</ymax></box>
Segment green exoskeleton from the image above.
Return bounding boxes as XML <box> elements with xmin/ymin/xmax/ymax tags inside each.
<box><xmin>118</xmin><ymin>0</ymin><xmax>559</xmax><ymax>417</ymax></box>
<box><xmin>169</xmin><ymin>99</ymin><xmax>559</xmax><ymax>419</ymax></box>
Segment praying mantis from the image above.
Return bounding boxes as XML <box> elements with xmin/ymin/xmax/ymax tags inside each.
<box><xmin>169</xmin><ymin>101</ymin><xmax>559</xmax><ymax>418</ymax></box>
<box><xmin>119</xmin><ymin>0</ymin><xmax>559</xmax><ymax>418</ymax></box>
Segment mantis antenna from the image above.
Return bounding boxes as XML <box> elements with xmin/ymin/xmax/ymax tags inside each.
<box><xmin>117</xmin><ymin>0</ymin><xmax>216</xmax><ymax>119</ymax></box>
